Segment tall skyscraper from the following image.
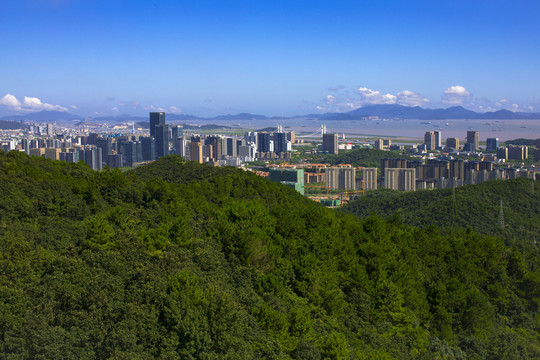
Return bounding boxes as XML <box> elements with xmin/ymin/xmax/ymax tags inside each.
<box><xmin>424</xmin><ymin>131</ymin><xmax>435</xmax><ymax>150</ymax></box>
<box><xmin>466</xmin><ymin>131</ymin><xmax>479</xmax><ymax>151</ymax></box>
<box><xmin>257</xmin><ymin>132</ymin><xmax>271</xmax><ymax>153</ymax></box>
<box><xmin>226</xmin><ymin>137</ymin><xmax>237</xmax><ymax>157</ymax></box>
<box><xmin>189</xmin><ymin>142</ymin><xmax>203</xmax><ymax>163</ymax></box>
<box><xmin>322</xmin><ymin>133</ymin><xmax>338</xmax><ymax>154</ymax></box>
<box><xmin>205</xmin><ymin>136</ymin><xmax>222</xmax><ymax>160</ymax></box>
<box><xmin>141</xmin><ymin>137</ymin><xmax>156</xmax><ymax>162</ymax></box>
<box><xmin>486</xmin><ymin>138</ymin><xmax>499</xmax><ymax>152</ymax></box>
<box><xmin>273</xmin><ymin>132</ymin><xmax>287</xmax><ymax>154</ymax></box>
<box><xmin>155</xmin><ymin>124</ymin><xmax>169</xmax><ymax>159</ymax></box>
<box><xmin>150</xmin><ymin>112</ymin><xmax>165</xmax><ymax>137</ymax></box>
<box><xmin>434</xmin><ymin>130</ymin><xmax>442</xmax><ymax>148</ymax></box>
<box><xmin>150</xmin><ymin>112</ymin><xmax>168</xmax><ymax>159</ymax></box>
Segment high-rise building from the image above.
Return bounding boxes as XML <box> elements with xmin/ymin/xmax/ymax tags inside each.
<box><xmin>141</xmin><ymin>137</ymin><xmax>156</xmax><ymax>162</ymax></box>
<box><xmin>244</xmin><ymin>131</ymin><xmax>258</xmax><ymax>146</ymax></box>
<box><xmin>362</xmin><ymin>168</ymin><xmax>378</xmax><ymax>190</ymax></box>
<box><xmin>149</xmin><ymin>112</ymin><xmax>165</xmax><ymax>137</ymax></box>
<box><xmin>434</xmin><ymin>130</ymin><xmax>442</xmax><ymax>148</ymax></box>
<box><xmin>449</xmin><ymin>159</ymin><xmax>465</xmax><ymax>181</ymax></box>
<box><xmin>119</xmin><ymin>141</ymin><xmax>137</xmax><ymax>167</ymax></box>
<box><xmin>465</xmin><ymin>131</ymin><xmax>479</xmax><ymax>151</ymax></box>
<box><xmin>273</xmin><ymin>132</ymin><xmax>287</xmax><ymax>154</ymax></box>
<box><xmin>325</xmin><ymin>167</ymin><xmax>356</xmax><ymax>190</ymax></box>
<box><xmin>189</xmin><ymin>142</ymin><xmax>203</xmax><ymax>163</ymax></box>
<box><xmin>174</xmin><ymin>138</ymin><xmax>189</xmax><ymax>157</ymax></box>
<box><xmin>257</xmin><ymin>132</ymin><xmax>271</xmax><ymax>153</ymax></box>
<box><xmin>149</xmin><ymin>112</ymin><xmax>168</xmax><ymax>159</ymax></box>
<box><xmin>486</xmin><ymin>138</ymin><xmax>499</xmax><ymax>152</ymax></box>
<box><xmin>508</xmin><ymin>145</ymin><xmax>528</xmax><ymax>160</ymax></box>
<box><xmin>384</xmin><ymin>168</ymin><xmax>416</xmax><ymax>191</ymax></box>
<box><xmin>497</xmin><ymin>146</ymin><xmax>508</xmax><ymax>160</ymax></box>
<box><xmin>44</xmin><ymin>148</ymin><xmax>61</xmax><ymax>161</ymax></box>
<box><xmin>287</xmin><ymin>131</ymin><xmax>295</xmax><ymax>144</ymax></box>
<box><xmin>107</xmin><ymin>154</ymin><xmax>123</xmax><ymax>168</ymax></box>
<box><xmin>424</xmin><ymin>131</ymin><xmax>436</xmax><ymax>150</ymax></box>
<box><xmin>380</xmin><ymin>158</ymin><xmax>407</xmax><ymax>177</ymax></box>
<box><xmin>96</xmin><ymin>137</ymin><xmax>113</xmax><ymax>156</ymax></box>
<box><xmin>79</xmin><ymin>147</ymin><xmax>102</xmax><ymax>171</ymax></box>
<box><xmin>205</xmin><ymin>136</ymin><xmax>222</xmax><ymax>160</ymax></box>
<box><xmin>171</xmin><ymin>125</ymin><xmax>183</xmax><ymax>142</ymax></box>
<box><xmin>154</xmin><ymin>124</ymin><xmax>169</xmax><ymax>159</ymax></box>
<box><xmin>226</xmin><ymin>137</ymin><xmax>237</xmax><ymax>157</ymax></box>
<box><xmin>446</xmin><ymin>137</ymin><xmax>459</xmax><ymax>150</ymax></box>
<box><xmin>322</xmin><ymin>133</ymin><xmax>338</xmax><ymax>154</ymax></box>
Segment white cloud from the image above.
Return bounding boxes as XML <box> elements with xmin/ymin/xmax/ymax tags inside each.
<box><xmin>0</xmin><ymin>93</ymin><xmax>67</xmax><ymax>112</ymax></box>
<box><xmin>0</xmin><ymin>94</ymin><xmax>22</xmax><ymax>110</ymax></box>
<box><xmin>315</xmin><ymin>86</ymin><xmax>430</xmax><ymax>112</ymax></box>
<box><xmin>169</xmin><ymin>106</ymin><xmax>182</xmax><ymax>113</ymax></box>
<box><xmin>144</xmin><ymin>105</ymin><xmax>166</xmax><ymax>112</ymax></box>
<box><xmin>325</xmin><ymin>95</ymin><xmax>337</xmax><ymax>104</ymax></box>
<box><xmin>396</xmin><ymin>90</ymin><xmax>430</xmax><ymax>107</ymax></box>
<box><xmin>442</xmin><ymin>85</ymin><xmax>471</xmax><ymax>105</ymax></box>
<box><xmin>70</xmin><ymin>105</ymin><xmax>78</xmax><ymax>110</ymax></box>
<box><xmin>357</xmin><ymin>87</ymin><xmax>397</xmax><ymax>105</ymax></box>
<box><xmin>112</xmin><ymin>107</ymin><xmax>119</xmax><ymax>113</ymax></box>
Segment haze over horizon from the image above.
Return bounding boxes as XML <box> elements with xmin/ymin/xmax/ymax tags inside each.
<box><xmin>1</xmin><ymin>0</ymin><xmax>539</xmax><ymax>118</ymax></box>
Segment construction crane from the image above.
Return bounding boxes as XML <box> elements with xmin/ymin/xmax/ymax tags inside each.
<box><xmin>304</xmin><ymin>184</ymin><xmax>330</xmax><ymax>199</ymax></box>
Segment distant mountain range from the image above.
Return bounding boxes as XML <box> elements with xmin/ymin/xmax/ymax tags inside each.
<box><xmin>1</xmin><ymin>105</ymin><xmax>539</xmax><ymax>126</ymax></box>
<box><xmin>308</xmin><ymin>104</ymin><xmax>540</xmax><ymax>120</ymax></box>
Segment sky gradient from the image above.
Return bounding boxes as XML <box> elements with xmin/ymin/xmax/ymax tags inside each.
<box><xmin>1</xmin><ymin>0</ymin><xmax>540</xmax><ymax>117</ymax></box>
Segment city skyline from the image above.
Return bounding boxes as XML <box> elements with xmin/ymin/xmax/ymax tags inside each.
<box><xmin>1</xmin><ymin>0</ymin><xmax>540</xmax><ymax>117</ymax></box>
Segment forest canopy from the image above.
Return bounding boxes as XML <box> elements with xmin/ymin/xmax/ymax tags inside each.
<box><xmin>0</xmin><ymin>151</ymin><xmax>538</xmax><ymax>359</ymax></box>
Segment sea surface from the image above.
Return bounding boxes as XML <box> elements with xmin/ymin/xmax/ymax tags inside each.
<box><xmin>185</xmin><ymin>118</ymin><xmax>540</xmax><ymax>142</ymax></box>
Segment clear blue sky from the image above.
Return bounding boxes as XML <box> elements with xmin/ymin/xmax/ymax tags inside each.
<box><xmin>1</xmin><ymin>0</ymin><xmax>539</xmax><ymax>117</ymax></box>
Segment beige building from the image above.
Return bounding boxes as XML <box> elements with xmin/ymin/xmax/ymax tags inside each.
<box><xmin>188</xmin><ymin>142</ymin><xmax>203</xmax><ymax>163</ymax></box>
<box><xmin>384</xmin><ymin>168</ymin><xmax>416</xmax><ymax>191</ymax></box>
<box><xmin>325</xmin><ymin>167</ymin><xmax>356</xmax><ymax>190</ymax></box>
<box><xmin>362</xmin><ymin>168</ymin><xmax>378</xmax><ymax>190</ymax></box>
<box><xmin>44</xmin><ymin>147</ymin><xmax>61</xmax><ymax>161</ymax></box>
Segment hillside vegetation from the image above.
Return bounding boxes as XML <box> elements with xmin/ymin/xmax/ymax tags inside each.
<box><xmin>299</xmin><ymin>148</ymin><xmax>410</xmax><ymax>168</ymax></box>
<box><xmin>0</xmin><ymin>152</ymin><xmax>539</xmax><ymax>359</ymax></box>
<box><xmin>341</xmin><ymin>178</ymin><xmax>540</xmax><ymax>247</ymax></box>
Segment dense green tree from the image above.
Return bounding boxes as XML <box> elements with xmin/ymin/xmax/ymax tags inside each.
<box><xmin>0</xmin><ymin>151</ymin><xmax>538</xmax><ymax>359</ymax></box>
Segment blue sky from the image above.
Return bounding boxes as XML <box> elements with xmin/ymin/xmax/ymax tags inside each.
<box><xmin>1</xmin><ymin>0</ymin><xmax>539</xmax><ymax>117</ymax></box>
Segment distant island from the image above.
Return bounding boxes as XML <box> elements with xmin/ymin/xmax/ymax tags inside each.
<box><xmin>1</xmin><ymin>104</ymin><xmax>540</xmax><ymax>126</ymax></box>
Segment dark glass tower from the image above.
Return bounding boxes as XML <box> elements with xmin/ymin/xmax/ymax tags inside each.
<box><xmin>274</xmin><ymin>132</ymin><xmax>287</xmax><ymax>154</ymax></box>
<box><xmin>257</xmin><ymin>132</ymin><xmax>271</xmax><ymax>153</ymax></box>
<box><xmin>155</xmin><ymin>124</ymin><xmax>169</xmax><ymax>159</ymax></box>
<box><xmin>150</xmin><ymin>112</ymin><xmax>168</xmax><ymax>159</ymax></box>
<box><xmin>150</xmin><ymin>112</ymin><xmax>165</xmax><ymax>137</ymax></box>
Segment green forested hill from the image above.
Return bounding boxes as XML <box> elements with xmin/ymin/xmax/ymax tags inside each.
<box><xmin>0</xmin><ymin>151</ymin><xmax>539</xmax><ymax>359</ymax></box>
<box><xmin>341</xmin><ymin>178</ymin><xmax>540</xmax><ymax>247</ymax></box>
<box><xmin>299</xmin><ymin>148</ymin><xmax>411</xmax><ymax>168</ymax></box>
